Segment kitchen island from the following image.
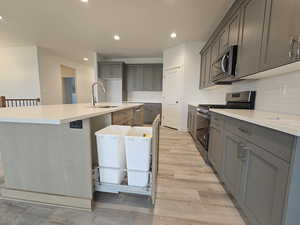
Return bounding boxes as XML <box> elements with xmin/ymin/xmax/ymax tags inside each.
<box><xmin>0</xmin><ymin>103</ymin><xmax>143</xmax><ymax>210</ymax></box>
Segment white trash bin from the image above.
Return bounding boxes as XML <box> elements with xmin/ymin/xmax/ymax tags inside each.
<box><xmin>95</xmin><ymin>125</ymin><xmax>131</xmax><ymax>184</ymax></box>
<box><xmin>125</xmin><ymin>127</ymin><xmax>152</xmax><ymax>187</ymax></box>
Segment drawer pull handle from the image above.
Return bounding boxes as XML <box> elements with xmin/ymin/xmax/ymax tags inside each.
<box><xmin>238</xmin><ymin>127</ymin><xmax>251</xmax><ymax>135</ymax></box>
<box><xmin>238</xmin><ymin>143</ymin><xmax>248</xmax><ymax>161</ymax></box>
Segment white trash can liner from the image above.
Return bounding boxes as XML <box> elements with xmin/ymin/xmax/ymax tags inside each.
<box><xmin>95</xmin><ymin>125</ymin><xmax>131</xmax><ymax>184</ymax></box>
<box><xmin>125</xmin><ymin>127</ymin><xmax>152</xmax><ymax>187</ymax></box>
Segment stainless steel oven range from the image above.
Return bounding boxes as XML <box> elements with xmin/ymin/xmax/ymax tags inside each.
<box><xmin>195</xmin><ymin>91</ymin><xmax>256</xmax><ymax>162</ymax></box>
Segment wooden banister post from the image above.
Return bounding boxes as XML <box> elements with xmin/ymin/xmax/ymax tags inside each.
<box><xmin>0</xmin><ymin>96</ymin><xmax>6</xmax><ymax>107</ymax></box>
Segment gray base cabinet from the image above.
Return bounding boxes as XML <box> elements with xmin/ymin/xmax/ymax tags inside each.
<box><xmin>222</xmin><ymin>132</ymin><xmax>244</xmax><ymax>199</ymax></box>
<box><xmin>209</xmin><ymin>112</ymin><xmax>300</xmax><ymax>225</ymax></box>
<box><xmin>241</xmin><ymin>141</ymin><xmax>288</xmax><ymax>225</ymax></box>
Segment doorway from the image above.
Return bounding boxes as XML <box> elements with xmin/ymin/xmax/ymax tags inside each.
<box><xmin>61</xmin><ymin>65</ymin><xmax>77</xmax><ymax>104</ymax></box>
<box><xmin>162</xmin><ymin>66</ymin><xmax>182</xmax><ymax>130</ymax></box>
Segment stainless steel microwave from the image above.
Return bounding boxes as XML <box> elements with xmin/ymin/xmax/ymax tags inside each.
<box><xmin>211</xmin><ymin>45</ymin><xmax>238</xmax><ymax>83</ymax></box>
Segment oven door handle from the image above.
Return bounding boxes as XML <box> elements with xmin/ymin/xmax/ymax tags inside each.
<box><xmin>221</xmin><ymin>54</ymin><xmax>228</xmax><ymax>73</ymax></box>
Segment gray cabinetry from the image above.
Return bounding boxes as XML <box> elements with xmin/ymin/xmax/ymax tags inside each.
<box><xmin>219</xmin><ymin>28</ymin><xmax>229</xmax><ymax>54</ymax></box>
<box><xmin>236</xmin><ymin>0</ymin><xmax>267</xmax><ymax>78</ymax></box>
<box><xmin>98</xmin><ymin>62</ymin><xmax>124</xmax><ymax>79</ymax></box>
<box><xmin>209</xmin><ymin>112</ymin><xmax>299</xmax><ymax>225</ymax></box>
<box><xmin>187</xmin><ymin>105</ymin><xmax>197</xmax><ymax>139</ymax></box>
<box><xmin>241</xmin><ymin>141</ymin><xmax>289</xmax><ymax>225</ymax></box>
<box><xmin>261</xmin><ymin>0</ymin><xmax>297</xmax><ymax>70</ymax></box>
<box><xmin>208</xmin><ymin>125</ymin><xmax>223</xmax><ymax>174</ymax></box>
<box><xmin>200</xmin><ymin>0</ymin><xmax>300</xmax><ymax>84</ymax></box>
<box><xmin>199</xmin><ymin>47</ymin><xmax>212</xmax><ymax>89</ymax></box>
<box><xmin>228</xmin><ymin>11</ymin><xmax>241</xmax><ymax>46</ymax></box>
<box><xmin>222</xmin><ymin>131</ymin><xmax>244</xmax><ymax>198</ymax></box>
<box><xmin>126</xmin><ymin>64</ymin><xmax>163</xmax><ymax>92</ymax></box>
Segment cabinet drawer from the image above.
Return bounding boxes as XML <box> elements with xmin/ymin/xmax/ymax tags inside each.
<box><xmin>210</xmin><ymin>113</ymin><xmax>224</xmax><ymax>129</ymax></box>
<box><xmin>225</xmin><ymin>117</ymin><xmax>294</xmax><ymax>162</ymax></box>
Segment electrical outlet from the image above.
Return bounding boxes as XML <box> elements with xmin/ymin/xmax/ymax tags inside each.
<box><xmin>281</xmin><ymin>84</ymin><xmax>287</xmax><ymax>96</ymax></box>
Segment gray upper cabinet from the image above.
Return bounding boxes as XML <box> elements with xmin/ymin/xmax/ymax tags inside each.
<box><xmin>99</xmin><ymin>62</ymin><xmax>124</xmax><ymax>79</ymax></box>
<box><xmin>261</xmin><ymin>0</ymin><xmax>297</xmax><ymax>70</ymax></box>
<box><xmin>240</xmin><ymin>141</ymin><xmax>289</xmax><ymax>225</ymax></box>
<box><xmin>143</xmin><ymin>65</ymin><xmax>154</xmax><ymax>91</ymax></box>
<box><xmin>126</xmin><ymin>64</ymin><xmax>163</xmax><ymax>92</ymax></box>
<box><xmin>236</xmin><ymin>0</ymin><xmax>267</xmax><ymax>78</ymax></box>
<box><xmin>200</xmin><ymin>0</ymin><xmax>300</xmax><ymax>83</ymax></box>
<box><xmin>228</xmin><ymin>10</ymin><xmax>241</xmax><ymax>46</ymax></box>
<box><xmin>219</xmin><ymin>27</ymin><xmax>229</xmax><ymax>54</ymax></box>
<box><xmin>200</xmin><ymin>47</ymin><xmax>212</xmax><ymax>89</ymax></box>
<box><xmin>223</xmin><ymin>131</ymin><xmax>244</xmax><ymax>199</ymax></box>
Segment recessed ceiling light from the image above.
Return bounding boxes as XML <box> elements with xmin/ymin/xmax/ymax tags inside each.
<box><xmin>81</xmin><ymin>0</ymin><xmax>88</xmax><ymax>3</ymax></box>
<box><xmin>170</xmin><ymin>32</ymin><xmax>177</xmax><ymax>39</ymax></box>
<box><xmin>114</xmin><ymin>35</ymin><xmax>120</xmax><ymax>41</ymax></box>
<box><xmin>83</xmin><ymin>57</ymin><xmax>89</xmax><ymax>61</ymax></box>
<box><xmin>0</xmin><ymin>16</ymin><xmax>3</xmax><ymax>20</ymax></box>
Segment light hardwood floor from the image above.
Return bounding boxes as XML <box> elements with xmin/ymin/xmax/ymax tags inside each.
<box><xmin>0</xmin><ymin>127</ymin><xmax>247</xmax><ymax>225</ymax></box>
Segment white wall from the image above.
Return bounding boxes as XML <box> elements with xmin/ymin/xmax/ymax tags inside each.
<box><xmin>164</xmin><ymin>41</ymin><xmax>300</xmax><ymax>131</ymax></box>
<box><xmin>0</xmin><ymin>46</ymin><xmax>41</xmax><ymax>98</ymax></box>
<box><xmin>37</xmin><ymin>47</ymin><xmax>95</xmax><ymax>105</ymax></box>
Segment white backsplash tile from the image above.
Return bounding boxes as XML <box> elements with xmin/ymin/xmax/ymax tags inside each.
<box><xmin>188</xmin><ymin>71</ymin><xmax>300</xmax><ymax>115</ymax></box>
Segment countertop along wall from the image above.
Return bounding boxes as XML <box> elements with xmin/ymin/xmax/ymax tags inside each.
<box><xmin>166</xmin><ymin>41</ymin><xmax>300</xmax><ymax>131</ymax></box>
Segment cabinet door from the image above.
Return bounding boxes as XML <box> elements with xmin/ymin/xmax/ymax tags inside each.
<box><xmin>204</xmin><ymin>47</ymin><xmax>212</xmax><ymax>87</ymax></box>
<box><xmin>153</xmin><ymin>64</ymin><xmax>163</xmax><ymax>91</ymax></box>
<box><xmin>228</xmin><ymin>10</ymin><xmax>241</xmax><ymax>46</ymax></box>
<box><xmin>236</xmin><ymin>0</ymin><xmax>267</xmax><ymax>78</ymax></box>
<box><xmin>143</xmin><ymin>65</ymin><xmax>154</xmax><ymax>91</ymax></box>
<box><xmin>126</xmin><ymin>65</ymin><xmax>137</xmax><ymax>92</ymax></box>
<box><xmin>208</xmin><ymin>126</ymin><xmax>223</xmax><ymax>174</ymax></box>
<box><xmin>111</xmin><ymin>63</ymin><xmax>123</xmax><ymax>78</ymax></box>
<box><xmin>223</xmin><ymin>132</ymin><xmax>244</xmax><ymax>198</ymax></box>
<box><xmin>261</xmin><ymin>0</ymin><xmax>296</xmax><ymax>70</ymax></box>
<box><xmin>99</xmin><ymin>63</ymin><xmax>111</xmax><ymax>79</ymax></box>
<box><xmin>210</xmin><ymin>38</ymin><xmax>220</xmax><ymax>83</ymax></box>
<box><xmin>135</xmin><ymin>65</ymin><xmax>144</xmax><ymax>91</ymax></box>
<box><xmin>241</xmin><ymin>142</ymin><xmax>289</xmax><ymax>225</ymax></box>
<box><xmin>199</xmin><ymin>50</ymin><xmax>207</xmax><ymax>89</ymax></box>
<box><xmin>219</xmin><ymin>27</ymin><xmax>229</xmax><ymax>54</ymax></box>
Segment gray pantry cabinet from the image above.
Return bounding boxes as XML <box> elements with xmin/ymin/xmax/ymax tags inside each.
<box><xmin>98</xmin><ymin>61</ymin><xmax>127</xmax><ymax>101</ymax></box>
<box><xmin>199</xmin><ymin>0</ymin><xmax>300</xmax><ymax>89</ymax></box>
<box><xmin>98</xmin><ymin>62</ymin><xmax>124</xmax><ymax>79</ymax></box>
<box><xmin>208</xmin><ymin>112</ymin><xmax>299</xmax><ymax>225</ymax></box>
<box><xmin>126</xmin><ymin>64</ymin><xmax>163</xmax><ymax>92</ymax></box>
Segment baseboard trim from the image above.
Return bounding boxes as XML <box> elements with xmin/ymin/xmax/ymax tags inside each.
<box><xmin>1</xmin><ymin>188</ymin><xmax>92</xmax><ymax>211</ymax></box>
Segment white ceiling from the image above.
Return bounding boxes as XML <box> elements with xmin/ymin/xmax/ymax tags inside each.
<box><xmin>0</xmin><ymin>0</ymin><xmax>234</xmax><ymax>61</ymax></box>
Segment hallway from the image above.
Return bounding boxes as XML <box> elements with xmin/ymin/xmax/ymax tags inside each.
<box><xmin>0</xmin><ymin>128</ymin><xmax>246</xmax><ymax>225</ymax></box>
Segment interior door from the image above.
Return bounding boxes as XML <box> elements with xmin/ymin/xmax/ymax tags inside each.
<box><xmin>162</xmin><ymin>67</ymin><xmax>182</xmax><ymax>129</ymax></box>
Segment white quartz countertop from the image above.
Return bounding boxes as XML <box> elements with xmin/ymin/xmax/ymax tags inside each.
<box><xmin>210</xmin><ymin>109</ymin><xmax>300</xmax><ymax>137</ymax></box>
<box><xmin>0</xmin><ymin>103</ymin><xmax>143</xmax><ymax>125</ymax></box>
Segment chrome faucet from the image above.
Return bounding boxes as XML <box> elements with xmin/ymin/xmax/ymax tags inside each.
<box><xmin>92</xmin><ymin>80</ymin><xmax>106</xmax><ymax>107</ymax></box>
